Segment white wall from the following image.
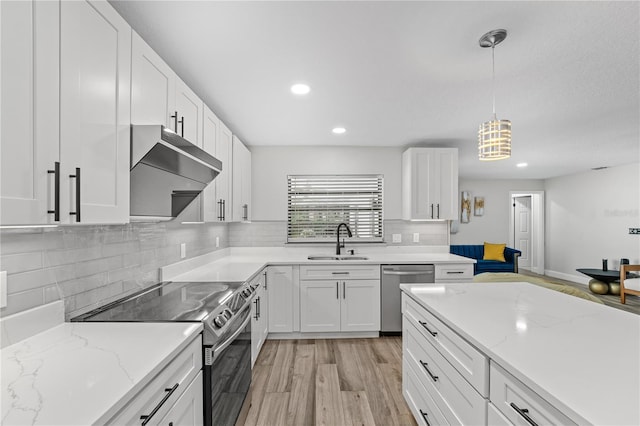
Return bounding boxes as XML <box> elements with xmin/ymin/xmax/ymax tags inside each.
<box><xmin>251</xmin><ymin>146</ymin><xmax>404</xmax><ymax>220</ymax></box>
<box><xmin>451</xmin><ymin>179</ymin><xmax>545</xmax><ymax>245</ymax></box>
<box><xmin>545</xmin><ymin>162</ymin><xmax>640</xmax><ymax>281</ymax></box>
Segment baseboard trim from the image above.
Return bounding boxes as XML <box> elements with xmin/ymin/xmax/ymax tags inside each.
<box><xmin>545</xmin><ymin>269</ymin><xmax>589</xmax><ymax>286</ymax></box>
<box><xmin>267</xmin><ymin>331</ymin><xmax>380</xmax><ymax>340</ymax></box>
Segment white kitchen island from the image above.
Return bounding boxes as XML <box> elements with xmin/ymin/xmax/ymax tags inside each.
<box><xmin>400</xmin><ymin>282</ymin><xmax>640</xmax><ymax>426</ymax></box>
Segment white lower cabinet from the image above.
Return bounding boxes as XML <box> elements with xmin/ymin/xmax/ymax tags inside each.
<box><xmin>106</xmin><ymin>335</ymin><xmax>203</xmax><ymax>425</ymax></box>
<box><xmin>267</xmin><ymin>266</ymin><xmax>295</xmax><ymax>333</ymax></box>
<box><xmin>488</xmin><ymin>402</ymin><xmax>513</xmax><ymax>426</ymax></box>
<box><xmin>250</xmin><ymin>270</ymin><xmax>269</xmax><ymax>366</ymax></box>
<box><xmin>434</xmin><ymin>263</ymin><xmax>474</xmax><ymax>283</ymax></box>
<box><xmin>300</xmin><ymin>265</ymin><xmax>380</xmax><ymax>333</ymax></box>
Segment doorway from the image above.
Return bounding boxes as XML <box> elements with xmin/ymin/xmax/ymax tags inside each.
<box><xmin>509</xmin><ymin>191</ymin><xmax>545</xmax><ymax>275</ymax></box>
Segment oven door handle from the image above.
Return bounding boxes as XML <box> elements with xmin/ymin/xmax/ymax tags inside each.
<box><xmin>213</xmin><ymin>311</ymin><xmax>251</xmax><ymax>361</ymax></box>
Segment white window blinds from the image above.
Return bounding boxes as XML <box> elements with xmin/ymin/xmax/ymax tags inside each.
<box><xmin>287</xmin><ymin>175</ymin><xmax>383</xmax><ymax>243</ymax></box>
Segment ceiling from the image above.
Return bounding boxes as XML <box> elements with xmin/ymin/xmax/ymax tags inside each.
<box><xmin>110</xmin><ymin>1</ymin><xmax>639</xmax><ymax>180</ymax></box>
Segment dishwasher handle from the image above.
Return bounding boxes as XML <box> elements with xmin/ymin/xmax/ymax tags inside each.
<box><xmin>382</xmin><ymin>269</ymin><xmax>433</xmax><ymax>276</ymax></box>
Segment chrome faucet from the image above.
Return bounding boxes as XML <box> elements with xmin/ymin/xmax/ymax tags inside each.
<box><xmin>336</xmin><ymin>223</ymin><xmax>353</xmax><ymax>255</ymax></box>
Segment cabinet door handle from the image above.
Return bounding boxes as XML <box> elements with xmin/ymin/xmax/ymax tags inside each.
<box><xmin>332</xmin><ymin>271</ymin><xmax>349</xmax><ymax>275</ymax></box>
<box><xmin>437</xmin><ymin>203</ymin><xmax>440</xmax><ymax>219</ymax></box>
<box><xmin>419</xmin><ymin>360</ymin><xmax>439</xmax><ymax>382</ymax></box>
<box><xmin>140</xmin><ymin>383</ymin><xmax>179</xmax><ymax>426</ymax></box>
<box><xmin>47</xmin><ymin>162</ymin><xmax>60</xmax><ymax>221</ymax></box>
<box><xmin>242</xmin><ymin>204</ymin><xmax>248</xmax><ymax>220</ymax></box>
<box><xmin>336</xmin><ymin>282</ymin><xmax>339</xmax><ymax>299</ymax></box>
<box><xmin>69</xmin><ymin>167</ymin><xmax>81</xmax><ymax>222</ymax></box>
<box><xmin>446</xmin><ymin>271</ymin><xmax>464</xmax><ymax>274</ymax></box>
<box><xmin>179</xmin><ymin>116</ymin><xmax>184</xmax><ymax>137</ymax></box>
<box><xmin>217</xmin><ymin>199</ymin><xmax>223</xmax><ymax>221</ymax></box>
<box><xmin>510</xmin><ymin>402</ymin><xmax>539</xmax><ymax>426</ymax></box>
<box><xmin>263</xmin><ymin>271</ymin><xmax>267</xmax><ymax>290</ymax></box>
<box><xmin>430</xmin><ymin>203</ymin><xmax>434</xmax><ymax>219</ymax></box>
<box><xmin>171</xmin><ymin>111</ymin><xmax>178</xmax><ymax>133</ymax></box>
<box><xmin>342</xmin><ymin>281</ymin><xmax>345</xmax><ymax>299</ymax></box>
<box><xmin>418</xmin><ymin>409</ymin><xmax>431</xmax><ymax>426</ymax></box>
<box><xmin>418</xmin><ymin>320</ymin><xmax>437</xmax><ymax>337</ymax></box>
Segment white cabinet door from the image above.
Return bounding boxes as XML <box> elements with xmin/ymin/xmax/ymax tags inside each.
<box><xmin>251</xmin><ymin>283</ymin><xmax>268</xmax><ymax>366</ymax></box>
<box><xmin>1</xmin><ymin>0</ymin><xmax>59</xmax><ymax>225</ymax></box>
<box><xmin>215</xmin><ymin>121</ymin><xmax>233</xmax><ymax>222</ymax></box>
<box><xmin>402</xmin><ymin>148</ymin><xmax>458</xmax><ymax>221</ymax></box>
<box><xmin>156</xmin><ymin>372</ymin><xmax>204</xmax><ymax>426</ymax></box>
<box><xmin>60</xmin><ymin>0</ymin><xmax>131</xmax><ymax>224</ymax></box>
<box><xmin>201</xmin><ymin>105</ymin><xmax>221</xmax><ymax>222</ymax></box>
<box><xmin>341</xmin><ymin>279</ymin><xmax>381</xmax><ymax>332</ymax></box>
<box><xmin>232</xmin><ymin>135</ymin><xmax>251</xmax><ymax>222</ymax></box>
<box><xmin>268</xmin><ymin>266</ymin><xmax>294</xmax><ymax>333</ymax></box>
<box><xmin>300</xmin><ymin>280</ymin><xmax>341</xmax><ymax>332</ymax></box>
<box><xmin>131</xmin><ymin>31</ymin><xmax>175</xmax><ymax>128</ymax></box>
<box><xmin>175</xmin><ymin>77</ymin><xmax>203</xmax><ymax>147</ymax></box>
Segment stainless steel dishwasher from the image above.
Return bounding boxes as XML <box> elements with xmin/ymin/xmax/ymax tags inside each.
<box><xmin>381</xmin><ymin>264</ymin><xmax>435</xmax><ymax>334</ymax></box>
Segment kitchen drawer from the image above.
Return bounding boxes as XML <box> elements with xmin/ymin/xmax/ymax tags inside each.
<box><xmin>403</xmin><ymin>295</ymin><xmax>488</xmax><ymax>396</ymax></box>
<box><xmin>403</xmin><ymin>358</ymin><xmax>450</xmax><ymax>426</ymax></box>
<box><xmin>488</xmin><ymin>402</ymin><xmax>513</xmax><ymax>426</ymax></box>
<box><xmin>435</xmin><ymin>263</ymin><xmax>474</xmax><ymax>282</ymax></box>
<box><xmin>404</xmin><ymin>319</ymin><xmax>487</xmax><ymax>425</ymax></box>
<box><xmin>106</xmin><ymin>335</ymin><xmax>203</xmax><ymax>425</ymax></box>
<box><xmin>490</xmin><ymin>363</ymin><xmax>576</xmax><ymax>426</ymax></box>
<box><xmin>300</xmin><ymin>264</ymin><xmax>380</xmax><ymax>280</ymax></box>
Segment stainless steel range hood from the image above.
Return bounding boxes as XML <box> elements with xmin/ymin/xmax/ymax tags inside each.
<box><xmin>130</xmin><ymin>125</ymin><xmax>222</xmax><ymax>220</ymax></box>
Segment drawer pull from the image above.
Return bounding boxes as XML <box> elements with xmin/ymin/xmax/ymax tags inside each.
<box><xmin>419</xmin><ymin>360</ymin><xmax>439</xmax><ymax>382</ymax></box>
<box><xmin>446</xmin><ymin>271</ymin><xmax>464</xmax><ymax>274</ymax></box>
<box><xmin>418</xmin><ymin>409</ymin><xmax>431</xmax><ymax>426</ymax></box>
<box><xmin>510</xmin><ymin>402</ymin><xmax>539</xmax><ymax>426</ymax></box>
<box><xmin>140</xmin><ymin>383</ymin><xmax>179</xmax><ymax>425</ymax></box>
<box><xmin>332</xmin><ymin>271</ymin><xmax>350</xmax><ymax>275</ymax></box>
<box><xmin>418</xmin><ymin>320</ymin><xmax>438</xmax><ymax>337</ymax></box>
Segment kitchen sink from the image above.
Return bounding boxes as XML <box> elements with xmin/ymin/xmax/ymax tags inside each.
<box><xmin>307</xmin><ymin>255</ymin><xmax>369</xmax><ymax>261</ymax></box>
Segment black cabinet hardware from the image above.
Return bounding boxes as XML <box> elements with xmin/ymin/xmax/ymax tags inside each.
<box><xmin>437</xmin><ymin>203</ymin><xmax>440</xmax><ymax>218</ymax></box>
<box><xmin>430</xmin><ymin>203</ymin><xmax>434</xmax><ymax>219</ymax></box>
<box><xmin>242</xmin><ymin>203</ymin><xmax>248</xmax><ymax>220</ymax></box>
<box><xmin>263</xmin><ymin>271</ymin><xmax>267</xmax><ymax>290</ymax></box>
<box><xmin>418</xmin><ymin>320</ymin><xmax>438</xmax><ymax>337</ymax></box>
<box><xmin>140</xmin><ymin>383</ymin><xmax>179</xmax><ymax>426</ymax></box>
<box><xmin>510</xmin><ymin>402</ymin><xmax>538</xmax><ymax>426</ymax></box>
<box><xmin>419</xmin><ymin>360</ymin><xmax>439</xmax><ymax>382</ymax></box>
<box><xmin>69</xmin><ymin>167</ymin><xmax>80</xmax><ymax>222</ymax></box>
<box><xmin>171</xmin><ymin>111</ymin><xmax>178</xmax><ymax>133</ymax></box>
<box><xmin>419</xmin><ymin>409</ymin><xmax>431</xmax><ymax>426</ymax></box>
<box><xmin>343</xmin><ymin>281</ymin><xmax>345</xmax><ymax>299</ymax></box>
<box><xmin>47</xmin><ymin>162</ymin><xmax>60</xmax><ymax>221</ymax></box>
<box><xmin>179</xmin><ymin>116</ymin><xmax>184</xmax><ymax>137</ymax></box>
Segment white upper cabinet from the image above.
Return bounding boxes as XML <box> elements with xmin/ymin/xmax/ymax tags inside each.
<box><xmin>215</xmin><ymin>121</ymin><xmax>233</xmax><ymax>222</ymax></box>
<box><xmin>175</xmin><ymin>77</ymin><xmax>204</xmax><ymax>147</ymax></box>
<box><xmin>1</xmin><ymin>0</ymin><xmax>131</xmax><ymax>225</ymax></box>
<box><xmin>402</xmin><ymin>148</ymin><xmax>458</xmax><ymax>221</ymax></box>
<box><xmin>60</xmin><ymin>0</ymin><xmax>131</xmax><ymax>224</ymax></box>
<box><xmin>131</xmin><ymin>31</ymin><xmax>176</xmax><ymax>128</ymax></box>
<box><xmin>1</xmin><ymin>0</ymin><xmax>59</xmax><ymax>225</ymax></box>
<box><xmin>232</xmin><ymin>135</ymin><xmax>251</xmax><ymax>222</ymax></box>
<box><xmin>201</xmin><ymin>106</ymin><xmax>233</xmax><ymax>222</ymax></box>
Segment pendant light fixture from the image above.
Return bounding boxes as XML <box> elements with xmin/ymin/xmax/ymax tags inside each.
<box><xmin>478</xmin><ymin>29</ymin><xmax>511</xmax><ymax>160</ymax></box>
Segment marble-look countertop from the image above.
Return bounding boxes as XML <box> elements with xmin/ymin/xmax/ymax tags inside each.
<box><xmin>1</xmin><ymin>321</ymin><xmax>202</xmax><ymax>425</ymax></box>
<box><xmin>163</xmin><ymin>246</ymin><xmax>474</xmax><ymax>282</ymax></box>
<box><xmin>401</xmin><ymin>282</ymin><xmax>640</xmax><ymax>426</ymax></box>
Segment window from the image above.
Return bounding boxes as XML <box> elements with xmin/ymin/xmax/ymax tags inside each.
<box><xmin>287</xmin><ymin>175</ymin><xmax>383</xmax><ymax>243</ymax></box>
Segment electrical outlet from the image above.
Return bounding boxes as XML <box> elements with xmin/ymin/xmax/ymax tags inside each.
<box><xmin>215</xmin><ymin>236</ymin><xmax>220</xmax><ymax>248</ymax></box>
<box><xmin>392</xmin><ymin>234</ymin><xmax>402</xmax><ymax>243</ymax></box>
<box><xmin>180</xmin><ymin>243</ymin><xmax>186</xmax><ymax>259</ymax></box>
<box><xmin>630</xmin><ymin>228</ymin><xmax>640</xmax><ymax>234</ymax></box>
<box><xmin>1</xmin><ymin>271</ymin><xmax>7</xmax><ymax>308</ymax></box>
<box><xmin>413</xmin><ymin>233</ymin><xmax>420</xmax><ymax>243</ymax></box>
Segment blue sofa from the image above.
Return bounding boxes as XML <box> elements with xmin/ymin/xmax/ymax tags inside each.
<box><xmin>450</xmin><ymin>245</ymin><xmax>522</xmax><ymax>275</ymax></box>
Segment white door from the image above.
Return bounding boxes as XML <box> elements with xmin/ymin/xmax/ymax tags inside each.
<box><xmin>341</xmin><ymin>280</ymin><xmax>381</xmax><ymax>332</ymax></box>
<box><xmin>175</xmin><ymin>77</ymin><xmax>203</xmax><ymax>146</ymax></box>
<box><xmin>514</xmin><ymin>196</ymin><xmax>532</xmax><ymax>269</ymax></box>
<box><xmin>131</xmin><ymin>31</ymin><xmax>175</xmax><ymax>127</ymax></box>
<box><xmin>300</xmin><ymin>281</ymin><xmax>341</xmax><ymax>332</ymax></box>
<box><xmin>267</xmin><ymin>266</ymin><xmax>294</xmax><ymax>333</ymax></box>
<box><xmin>60</xmin><ymin>0</ymin><xmax>131</xmax><ymax>224</ymax></box>
<box><xmin>1</xmin><ymin>0</ymin><xmax>59</xmax><ymax>225</ymax></box>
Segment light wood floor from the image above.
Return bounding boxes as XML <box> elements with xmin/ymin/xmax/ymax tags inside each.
<box><xmin>240</xmin><ymin>337</ymin><xmax>418</xmax><ymax>426</ymax></box>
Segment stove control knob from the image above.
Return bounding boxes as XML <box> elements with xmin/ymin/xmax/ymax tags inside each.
<box><xmin>213</xmin><ymin>315</ymin><xmax>227</xmax><ymax>328</ymax></box>
<box><xmin>223</xmin><ymin>309</ymin><xmax>233</xmax><ymax>319</ymax></box>
<box><xmin>242</xmin><ymin>289</ymin><xmax>251</xmax><ymax>298</ymax></box>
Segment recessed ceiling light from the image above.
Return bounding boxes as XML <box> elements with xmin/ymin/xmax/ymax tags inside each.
<box><xmin>516</xmin><ymin>162</ymin><xmax>528</xmax><ymax>168</ymax></box>
<box><xmin>290</xmin><ymin>83</ymin><xmax>310</xmax><ymax>95</ymax></box>
<box><xmin>332</xmin><ymin>127</ymin><xmax>346</xmax><ymax>134</ymax></box>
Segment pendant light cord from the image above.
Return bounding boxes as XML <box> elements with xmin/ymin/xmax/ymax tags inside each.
<box><xmin>492</xmin><ymin>40</ymin><xmax>496</xmax><ymax>118</ymax></box>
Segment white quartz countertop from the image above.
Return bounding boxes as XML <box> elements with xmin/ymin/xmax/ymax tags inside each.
<box><xmin>164</xmin><ymin>246</ymin><xmax>473</xmax><ymax>282</ymax></box>
<box><xmin>1</xmin><ymin>321</ymin><xmax>202</xmax><ymax>425</ymax></box>
<box><xmin>401</xmin><ymin>282</ymin><xmax>640</xmax><ymax>426</ymax></box>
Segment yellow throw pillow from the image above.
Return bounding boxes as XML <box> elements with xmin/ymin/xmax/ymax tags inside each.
<box><xmin>483</xmin><ymin>242</ymin><xmax>506</xmax><ymax>262</ymax></box>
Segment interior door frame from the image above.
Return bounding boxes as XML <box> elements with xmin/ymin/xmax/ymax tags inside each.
<box><xmin>509</xmin><ymin>191</ymin><xmax>545</xmax><ymax>275</ymax></box>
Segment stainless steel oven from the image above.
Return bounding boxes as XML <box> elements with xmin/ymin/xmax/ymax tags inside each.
<box><xmin>72</xmin><ymin>279</ymin><xmax>259</xmax><ymax>426</ymax></box>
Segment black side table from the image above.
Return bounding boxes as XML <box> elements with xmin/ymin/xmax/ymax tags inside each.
<box><xmin>577</xmin><ymin>268</ymin><xmax>624</xmax><ymax>295</ymax></box>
